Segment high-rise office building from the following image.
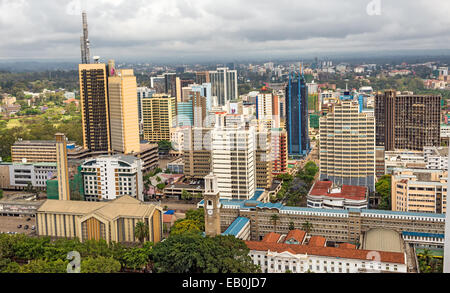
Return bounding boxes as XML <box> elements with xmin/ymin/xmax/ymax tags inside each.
<box><xmin>271</xmin><ymin>128</ymin><xmax>288</xmax><ymax>175</ymax></box>
<box><xmin>55</xmin><ymin>133</ymin><xmax>70</xmax><ymax>201</ymax></box>
<box><xmin>176</xmin><ymin>91</ymin><xmax>207</xmax><ymax>128</ymax></box>
<box><xmin>211</xmin><ymin>125</ymin><xmax>256</xmax><ymax>200</ymax></box>
<box><xmin>286</xmin><ymin>72</ymin><xmax>310</xmax><ymax>157</ymax></box>
<box><xmin>209</xmin><ymin>67</ymin><xmax>238</xmax><ymax>106</ymax></box>
<box><xmin>142</xmin><ymin>94</ymin><xmax>176</xmax><ymax>142</ymax></box>
<box><xmin>196</xmin><ymin>71</ymin><xmax>210</xmax><ymax>84</ymax></box>
<box><xmin>375</xmin><ymin>90</ymin><xmax>441</xmax><ymax>151</ymax></box>
<box><xmin>137</xmin><ymin>87</ymin><xmax>154</xmax><ymax>121</ymax></box>
<box><xmin>191</xmin><ymin>83</ymin><xmax>212</xmax><ymax>112</ymax></box>
<box><xmin>183</xmin><ymin>127</ymin><xmax>212</xmax><ymax>179</ymax></box>
<box><xmin>79</xmin><ymin>63</ymin><xmax>111</xmax><ymax>152</ymax></box>
<box><xmin>108</xmin><ymin>69</ymin><xmax>140</xmax><ymax>155</ymax></box>
<box><xmin>177</xmin><ymin>100</ymin><xmax>193</xmax><ymax>127</ymax></box>
<box><xmin>319</xmin><ymin>101</ymin><xmax>376</xmax><ymax>192</ymax></box>
<box><xmin>255</xmin><ymin>130</ymin><xmax>273</xmax><ymax>189</ymax></box>
<box><xmin>164</xmin><ymin>73</ymin><xmax>178</xmax><ymax>97</ymax></box>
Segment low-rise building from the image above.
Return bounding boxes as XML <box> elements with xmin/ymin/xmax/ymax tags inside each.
<box><xmin>245</xmin><ymin>229</ymin><xmax>407</xmax><ymax>273</ymax></box>
<box><xmin>36</xmin><ymin>195</ymin><xmax>163</xmax><ymax>244</ymax></box>
<box><xmin>307</xmin><ymin>181</ymin><xmax>368</xmax><ymax>210</ymax></box>
<box><xmin>424</xmin><ymin>146</ymin><xmax>448</xmax><ymax>171</ymax></box>
<box><xmin>0</xmin><ymin>161</ymin><xmax>57</xmax><ymax>190</ymax></box>
<box><xmin>391</xmin><ymin>168</ymin><xmax>447</xmax><ymax>214</ymax></box>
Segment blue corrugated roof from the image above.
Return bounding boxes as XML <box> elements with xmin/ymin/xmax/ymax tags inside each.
<box><xmin>250</xmin><ymin>189</ymin><xmax>265</xmax><ymax>201</ymax></box>
<box><xmin>256</xmin><ymin>202</ymin><xmax>284</xmax><ymax>209</ymax></box>
<box><xmin>164</xmin><ymin>210</ymin><xmax>175</xmax><ymax>215</ymax></box>
<box><xmin>402</xmin><ymin>231</ymin><xmax>444</xmax><ymax>239</ymax></box>
<box><xmin>222</xmin><ymin>217</ymin><xmax>250</xmax><ymax>236</ymax></box>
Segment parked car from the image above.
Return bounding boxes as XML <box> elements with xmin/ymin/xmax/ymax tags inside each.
<box><xmin>17</xmin><ymin>225</ymin><xmax>22</xmax><ymax>228</ymax></box>
<box><xmin>26</xmin><ymin>218</ymin><xmax>31</xmax><ymax>222</ymax></box>
<box><xmin>31</xmin><ymin>226</ymin><xmax>35</xmax><ymax>230</ymax></box>
<box><xmin>24</xmin><ymin>225</ymin><xmax>29</xmax><ymax>230</ymax></box>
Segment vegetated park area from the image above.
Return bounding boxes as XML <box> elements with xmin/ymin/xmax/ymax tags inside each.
<box><xmin>0</xmin><ymin>95</ymin><xmax>82</xmax><ymax>162</ymax></box>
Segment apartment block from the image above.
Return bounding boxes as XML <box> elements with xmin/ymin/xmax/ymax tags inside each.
<box><xmin>80</xmin><ymin>155</ymin><xmax>144</xmax><ymax>202</ymax></box>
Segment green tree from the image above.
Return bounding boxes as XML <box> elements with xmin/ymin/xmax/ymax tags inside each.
<box><xmin>270</xmin><ymin>214</ymin><xmax>280</xmax><ymax>233</ymax></box>
<box><xmin>80</xmin><ymin>256</ymin><xmax>121</xmax><ymax>273</ymax></box>
<box><xmin>19</xmin><ymin>259</ymin><xmax>67</xmax><ymax>273</ymax></box>
<box><xmin>376</xmin><ymin>175</ymin><xmax>392</xmax><ymax>210</ymax></box>
<box><xmin>288</xmin><ymin>222</ymin><xmax>295</xmax><ymax>231</ymax></box>
<box><xmin>122</xmin><ymin>242</ymin><xmax>153</xmax><ymax>272</ymax></box>
<box><xmin>170</xmin><ymin>219</ymin><xmax>202</xmax><ymax>236</ymax></box>
<box><xmin>181</xmin><ymin>189</ymin><xmax>193</xmax><ymax>200</ymax></box>
<box><xmin>0</xmin><ymin>189</ymin><xmax>3</xmax><ymax>200</ymax></box>
<box><xmin>156</xmin><ymin>183</ymin><xmax>166</xmax><ymax>190</ymax></box>
<box><xmin>302</xmin><ymin>221</ymin><xmax>313</xmax><ymax>234</ymax></box>
<box><xmin>134</xmin><ymin>221</ymin><xmax>149</xmax><ymax>244</ymax></box>
<box><xmin>151</xmin><ymin>233</ymin><xmax>260</xmax><ymax>273</ymax></box>
<box><xmin>185</xmin><ymin>208</ymin><xmax>205</xmax><ymax>231</ymax></box>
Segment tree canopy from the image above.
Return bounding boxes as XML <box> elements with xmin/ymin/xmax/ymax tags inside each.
<box><xmin>151</xmin><ymin>233</ymin><xmax>260</xmax><ymax>273</ymax></box>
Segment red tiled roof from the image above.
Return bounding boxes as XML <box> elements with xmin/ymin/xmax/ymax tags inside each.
<box><xmin>163</xmin><ymin>214</ymin><xmax>175</xmax><ymax>224</ymax></box>
<box><xmin>262</xmin><ymin>232</ymin><xmax>281</xmax><ymax>243</ymax></box>
<box><xmin>339</xmin><ymin>243</ymin><xmax>356</xmax><ymax>249</ymax></box>
<box><xmin>245</xmin><ymin>241</ymin><xmax>405</xmax><ymax>264</ymax></box>
<box><xmin>309</xmin><ymin>181</ymin><xmax>367</xmax><ymax>201</ymax></box>
<box><xmin>308</xmin><ymin>236</ymin><xmax>326</xmax><ymax>247</ymax></box>
<box><xmin>285</xmin><ymin>230</ymin><xmax>306</xmax><ymax>244</ymax></box>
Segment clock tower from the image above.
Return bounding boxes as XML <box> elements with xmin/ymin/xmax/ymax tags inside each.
<box><xmin>203</xmin><ymin>172</ymin><xmax>221</xmax><ymax>237</ymax></box>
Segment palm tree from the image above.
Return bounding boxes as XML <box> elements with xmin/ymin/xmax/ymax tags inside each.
<box><xmin>288</xmin><ymin>222</ymin><xmax>295</xmax><ymax>231</ymax></box>
<box><xmin>270</xmin><ymin>214</ymin><xmax>280</xmax><ymax>233</ymax></box>
<box><xmin>302</xmin><ymin>221</ymin><xmax>313</xmax><ymax>234</ymax></box>
<box><xmin>134</xmin><ymin>221</ymin><xmax>149</xmax><ymax>245</ymax></box>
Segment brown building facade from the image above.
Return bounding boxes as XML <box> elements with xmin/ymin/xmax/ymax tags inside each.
<box><xmin>375</xmin><ymin>90</ymin><xmax>441</xmax><ymax>151</ymax></box>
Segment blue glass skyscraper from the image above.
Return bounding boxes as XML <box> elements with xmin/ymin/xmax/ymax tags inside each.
<box><xmin>285</xmin><ymin>71</ymin><xmax>310</xmax><ymax>157</ymax></box>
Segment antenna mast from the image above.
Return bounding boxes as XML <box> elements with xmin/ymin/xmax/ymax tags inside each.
<box><xmin>80</xmin><ymin>11</ymin><xmax>91</xmax><ymax>64</ymax></box>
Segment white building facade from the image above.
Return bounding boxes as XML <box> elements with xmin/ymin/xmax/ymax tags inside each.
<box><xmin>81</xmin><ymin>155</ymin><xmax>144</xmax><ymax>202</ymax></box>
<box><xmin>211</xmin><ymin>126</ymin><xmax>256</xmax><ymax>200</ymax></box>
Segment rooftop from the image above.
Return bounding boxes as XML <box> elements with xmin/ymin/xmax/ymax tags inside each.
<box><xmin>309</xmin><ymin>181</ymin><xmax>367</xmax><ymax>201</ymax></box>
<box><xmin>245</xmin><ymin>241</ymin><xmax>405</xmax><ymax>264</ymax></box>
<box><xmin>262</xmin><ymin>232</ymin><xmax>282</xmax><ymax>243</ymax></box>
<box><xmin>308</xmin><ymin>236</ymin><xmax>327</xmax><ymax>247</ymax></box>
<box><xmin>37</xmin><ymin>195</ymin><xmax>160</xmax><ymax>220</ymax></box>
<box><xmin>222</xmin><ymin>217</ymin><xmax>250</xmax><ymax>237</ymax></box>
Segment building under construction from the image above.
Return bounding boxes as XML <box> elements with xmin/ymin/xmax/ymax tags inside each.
<box><xmin>375</xmin><ymin>90</ymin><xmax>441</xmax><ymax>151</ymax></box>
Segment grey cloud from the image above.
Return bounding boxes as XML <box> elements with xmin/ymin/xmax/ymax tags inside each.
<box><xmin>0</xmin><ymin>0</ymin><xmax>449</xmax><ymax>61</ymax></box>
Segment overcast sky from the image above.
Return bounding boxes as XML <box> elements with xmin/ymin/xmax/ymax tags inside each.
<box><xmin>0</xmin><ymin>0</ymin><xmax>449</xmax><ymax>63</ymax></box>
